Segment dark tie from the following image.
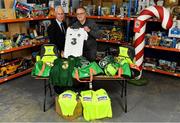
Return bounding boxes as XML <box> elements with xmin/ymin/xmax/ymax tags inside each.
<box><xmin>61</xmin><ymin>23</ymin><xmax>65</xmax><ymax>34</ymax></box>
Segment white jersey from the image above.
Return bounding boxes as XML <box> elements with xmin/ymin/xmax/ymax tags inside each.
<box><xmin>64</xmin><ymin>27</ymin><xmax>88</xmax><ymax>58</ymax></box>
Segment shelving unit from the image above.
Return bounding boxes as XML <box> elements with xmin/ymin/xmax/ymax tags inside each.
<box><xmin>145</xmin><ymin>45</ymin><xmax>180</xmax><ymax>52</ymax></box>
<box><xmin>96</xmin><ymin>39</ymin><xmax>129</xmax><ymax>45</ymax></box>
<box><xmin>67</xmin><ymin>14</ymin><xmax>161</xmax><ymax>22</ymax></box>
<box><xmin>0</xmin><ymin>41</ymin><xmax>48</xmax><ymax>54</ymax></box>
<box><xmin>0</xmin><ymin>16</ymin><xmax>54</xmax><ymax>83</ymax></box>
<box><xmin>0</xmin><ymin>13</ymin><xmax>177</xmax><ymax>82</ymax></box>
<box><xmin>0</xmin><ymin>68</ymin><xmax>33</xmax><ymax>84</ymax></box>
<box><xmin>143</xmin><ymin>67</ymin><xmax>180</xmax><ymax>77</ymax></box>
<box><xmin>67</xmin><ymin>14</ymin><xmax>179</xmax><ymax>77</ymax></box>
<box><xmin>144</xmin><ymin>45</ymin><xmax>180</xmax><ymax>77</ymax></box>
<box><xmin>0</xmin><ymin>42</ymin><xmax>48</xmax><ymax>83</ymax></box>
<box><xmin>0</xmin><ymin>16</ymin><xmax>55</xmax><ymax>23</ymax></box>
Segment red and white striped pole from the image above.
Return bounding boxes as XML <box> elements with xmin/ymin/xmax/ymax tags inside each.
<box><xmin>134</xmin><ymin>6</ymin><xmax>173</xmax><ymax>77</ymax></box>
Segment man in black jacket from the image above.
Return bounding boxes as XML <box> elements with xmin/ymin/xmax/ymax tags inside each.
<box><xmin>47</xmin><ymin>6</ymin><xmax>68</xmax><ymax>94</ymax></box>
<box><xmin>71</xmin><ymin>7</ymin><xmax>99</xmax><ymax>61</ymax></box>
<box><xmin>47</xmin><ymin>6</ymin><xmax>67</xmax><ymax>54</ymax></box>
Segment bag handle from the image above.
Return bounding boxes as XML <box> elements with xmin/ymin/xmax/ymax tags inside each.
<box><xmin>75</xmin><ymin>68</ymin><xmax>95</xmax><ymax>82</ymax></box>
<box><xmin>130</xmin><ymin>64</ymin><xmax>140</xmax><ymax>71</ymax></box>
<box><xmin>113</xmin><ymin>68</ymin><xmax>123</xmax><ymax>78</ymax></box>
<box><xmin>38</xmin><ymin>63</ymin><xmax>46</xmax><ymax>76</ymax></box>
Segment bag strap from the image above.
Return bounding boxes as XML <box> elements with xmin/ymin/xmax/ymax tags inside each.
<box><xmin>130</xmin><ymin>64</ymin><xmax>140</xmax><ymax>71</ymax></box>
<box><xmin>113</xmin><ymin>68</ymin><xmax>122</xmax><ymax>78</ymax></box>
<box><xmin>38</xmin><ymin>63</ymin><xmax>46</xmax><ymax>76</ymax></box>
<box><xmin>75</xmin><ymin>68</ymin><xmax>95</xmax><ymax>82</ymax></box>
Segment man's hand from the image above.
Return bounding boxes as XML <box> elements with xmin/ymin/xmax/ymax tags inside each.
<box><xmin>84</xmin><ymin>26</ymin><xmax>91</xmax><ymax>32</ymax></box>
<box><xmin>61</xmin><ymin>51</ymin><xmax>64</xmax><ymax>57</ymax></box>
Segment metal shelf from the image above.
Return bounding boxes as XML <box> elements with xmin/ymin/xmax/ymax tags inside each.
<box><xmin>67</xmin><ymin>15</ymin><xmax>161</xmax><ymax>22</ymax></box>
<box><xmin>143</xmin><ymin>67</ymin><xmax>180</xmax><ymax>77</ymax></box>
<box><xmin>0</xmin><ymin>42</ymin><xmax>48</xmax><ymax>54</ymax></box>
<box><xmin>145</xmin><ymin>45</ymin><xmax>180</xmax><ymax>52</ymax></box>
<box><xmin>0</xmin><ymin>16</ymin><xmax>53</xmax><ymax>83</ymax></box>
<box><xmin>0</xmin><ymin>68</ymin><xmax>33</xmax><ymax>84</ymax></box>
<box><xmin>0</xmin><ymin>16</ymin><xmax>55</xmax><ymax>23</ymax></box>
<box><xmin>96</xmin><ymin>39</ymin><xmax>129</xmax><ymax>45</ymax></box>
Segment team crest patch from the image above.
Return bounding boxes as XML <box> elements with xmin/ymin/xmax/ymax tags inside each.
<box><xmin>62</xmin><ymin>61</ymin><xmax>69</xmax><ymax>69</ymax></box>
<box><xmin>78</xmin><ymin>34</ymin><xmax>81</xmax><ymax>37</ymax></box>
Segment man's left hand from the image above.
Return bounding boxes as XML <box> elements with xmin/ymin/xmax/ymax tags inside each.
<box><xmin>84</xmin><ymin>26</ymin><xmax>91</xmax><ymax>32</ymax></box>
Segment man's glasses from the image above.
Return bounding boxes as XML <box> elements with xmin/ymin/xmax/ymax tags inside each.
<box><xmin>76</xmin><ymin>12</ymin><xmax>85</xmax><ymax>16</ymax></box>
<box><xmin>57</xmin><ymin>13</ymin><xmax>64</xmax><ymax>16</ymax></box>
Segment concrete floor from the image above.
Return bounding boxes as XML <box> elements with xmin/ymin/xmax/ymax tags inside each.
<box><xmin>0</xmin><ymin>71</ymin><xmax>180</xmax><ymax>122</ymax></box>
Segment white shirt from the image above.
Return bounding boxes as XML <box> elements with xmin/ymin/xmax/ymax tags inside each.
<box><xmin>64</xmin><ymin>27</ymin><xmax>88</xmax><ymax>58</ymax></box>
<box><xmin>56</xmin><ymin>19</ymin><xmax>64</xmax><ymax>33</ymax></box>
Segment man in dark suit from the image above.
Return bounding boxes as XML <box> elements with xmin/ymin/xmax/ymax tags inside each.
<box><xmin>47</xmin><ymin>6</ymin><xmax>67</xmax><ymax>55</ymax></box>
<box><xmin>47</xmin><ymin>6</ymin><xmax>68</xmax><ymax>94</ymax></box>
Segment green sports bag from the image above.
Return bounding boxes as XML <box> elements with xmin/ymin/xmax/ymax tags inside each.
<box><xmin>72</xmin><ymin>62</ymin><xmax>104</xmax><ymax>82</ymax></box>
<box><xmin>31</xmin><ymin>61</ymin><xmax>51</xmax><ymax>77</ymax></box>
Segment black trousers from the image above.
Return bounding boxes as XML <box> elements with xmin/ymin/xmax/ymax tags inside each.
<box><xmin>83</xmin><ymin>48</ymin><xmax>97</xmax><ymax>62</ymax></box>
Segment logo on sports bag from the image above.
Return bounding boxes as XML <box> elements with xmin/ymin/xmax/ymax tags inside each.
<box><xmin>62</xmin><ymin>61</ymin><xmax>69</xmax><ymax>69</ymax></box>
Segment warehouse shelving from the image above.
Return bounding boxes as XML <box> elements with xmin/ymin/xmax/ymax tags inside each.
<box><xmin>0</xmin><ymin>16</ymin><xmax>54</xmax><ymax>83</ymax></box>
<box><xmin>67</xmin><ymin>14</ymin><xmax>179</xmax><ymax>77</ymax></box>
<box><xmin>143</xmin><ymin>67</ymin><xmax>180</xmax><ymax>77</ymax></box>
<box><xmin>0</xmin><ymin>68</ymin><xmax>33</xmax><ymax>84</ymax></box>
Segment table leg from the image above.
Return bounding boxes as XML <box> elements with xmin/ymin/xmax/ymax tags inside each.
<box><xmin>121</xmin><ymin>81</ymin><xmax>124</xmax><ymax>98</ymax></box>
<box><xmin>119</xmin><ymin>80</ymin><xmax>127</xmax><ymax>113</ymax></box>
<box><xmin>124</xmin><ymin>80</ymin><xmax>127</xmax><ymax>113</ymax></box>
<box><xmin>44</xmin><ymin>79</ymin><xmax>47</xmax><ymax>112</ymax></box>
<box><xmin>48</xmin><ymin>83</ymin><xmax>52</xmax><ymax>97</ymax></box>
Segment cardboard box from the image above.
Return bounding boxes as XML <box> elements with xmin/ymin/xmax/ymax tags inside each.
<box><xmin>0</xmin><ymin>9</ymin><xmax>16</xmax><ymax>19</ymax></box>
<box><xmin>8</xmin><ymin>23</ymin><xmax>27</xmax><ymax>36</ymax></box>
<box><xmin>4</xmin><ymin>0</ymin><xmax>14</xmax><ymax>9</ymax></box>
<box><xmin>55</xmin><ymin>96</ymin><xmax>82</xmax><ymax>120</ymax></box>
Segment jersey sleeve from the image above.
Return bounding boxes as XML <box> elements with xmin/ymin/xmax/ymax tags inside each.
<box><xmin>84</xmin><ymin>30</ymin><xmax>88</xmax><ymax>40</ymax></box>
<box><xmin>66</xmin><ymin>27</ymin><xmax>71</xmax><ymax>38</ymax></box>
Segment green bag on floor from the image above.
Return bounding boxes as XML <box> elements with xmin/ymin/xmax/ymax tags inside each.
<box><xmin>31</xmin><ymin>61</ymin><xmax>51</xmax><ymax>77</ymax></box>
<box><xmin>128</xmin><ymin>78</ymin><xmax>149</xmax><ymax>86</ymax></box>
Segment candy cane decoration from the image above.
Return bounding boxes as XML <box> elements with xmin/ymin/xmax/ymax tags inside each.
<box><xmin>134</xmin><ymin>6</ymin><xmax>173</xmax><ymax>72</ymax></box>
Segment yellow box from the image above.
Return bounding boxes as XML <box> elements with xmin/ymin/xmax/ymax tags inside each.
<box><xmin>0</xmin><ymin>9</ymin><xmax>16</xmax><ymax>19</ymax></box>
<box><xmin>4</xmin><ymin>0</ymin><xmax>14</xmax><ymax>9</ymax></box>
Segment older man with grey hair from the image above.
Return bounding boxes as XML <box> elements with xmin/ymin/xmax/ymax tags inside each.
<box><xmin>47</xmin><ymin>6</ymin><xmax>68</xmax><ymax>94</ymax></box>
<box><xmin>47</xmin><ymin>6</ymin><xmax>67</xmax><ymax>53</ymax></box>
